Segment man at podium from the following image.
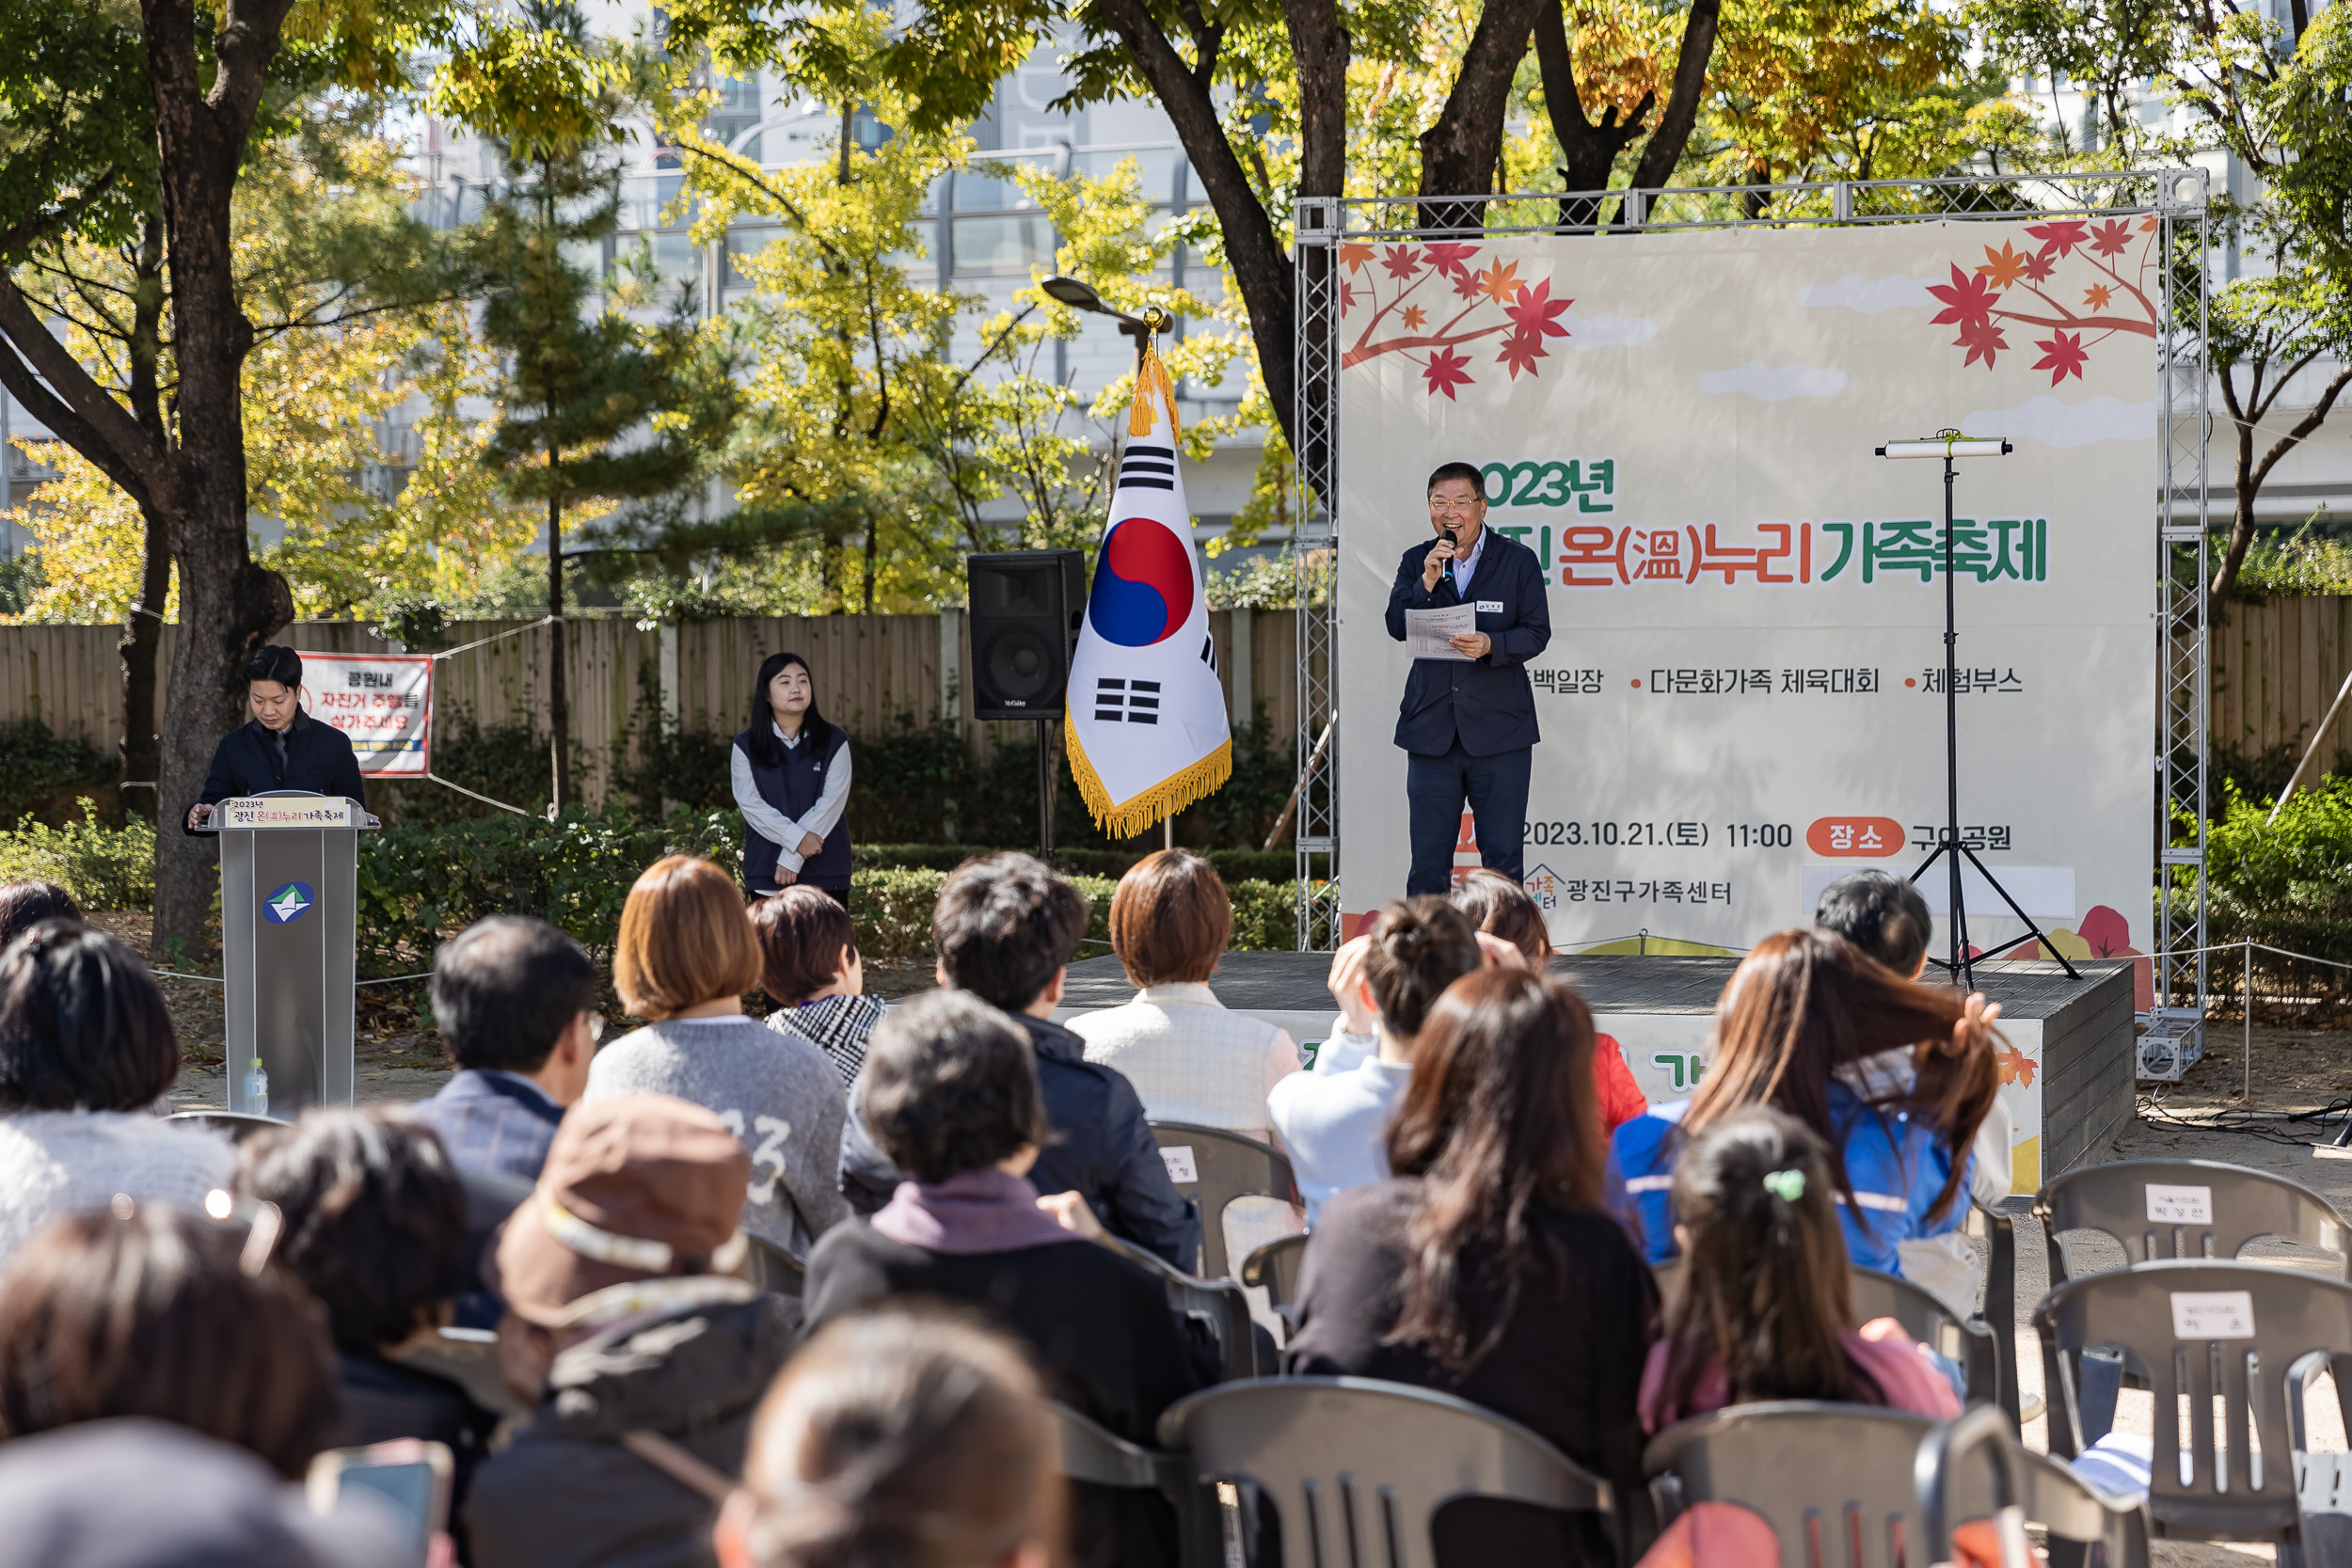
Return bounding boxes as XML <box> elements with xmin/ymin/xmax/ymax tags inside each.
<box><xmin>183</xmin><ymin>644</ymin><xmax>367</xmax><ymax>832</ymax></box>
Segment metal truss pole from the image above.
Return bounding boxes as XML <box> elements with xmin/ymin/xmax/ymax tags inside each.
<box><xmin>1293</xmin><ymin>198</ymin><xmax>1343</xmax><ymax>950</ymax></box>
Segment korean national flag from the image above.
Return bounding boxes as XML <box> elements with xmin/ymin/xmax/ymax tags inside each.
<box><xmin>1064</xmin><ymin>342</ymin><xmax>1232</xmax><ymax>836</ymax></box>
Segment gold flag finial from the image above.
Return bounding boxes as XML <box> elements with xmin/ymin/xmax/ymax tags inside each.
<box><xmin>1128</xmin><ymin>324</ymin><xmax>1178</xmax><ymax>440</ymax></box>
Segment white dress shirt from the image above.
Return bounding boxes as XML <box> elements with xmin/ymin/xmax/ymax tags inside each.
<box><xmin>1449</xmin><ymin>525</ymin><xmax>1487</xmax><ymax>597</ymax></box>
<box><xmin>729</xmin><ymin>721</ymin><xmax>853</xmax><ymax>874</ymax></box>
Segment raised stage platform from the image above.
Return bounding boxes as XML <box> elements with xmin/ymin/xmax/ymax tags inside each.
<box><xmin>1058</xmin><ymin>951</ymin><xmax>2138</xmax><ymax>1196</ymax></box>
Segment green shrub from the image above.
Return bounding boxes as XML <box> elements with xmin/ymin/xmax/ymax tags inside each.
<box><xmin>0</xmin><ymin>720</ymin><xmax>122</xmax><ymax>828</ymax></box>
<box><xmin>1227</xmin><ymin>879</ymin><xmax>1298</xmax><ymax>951</ymax></box>
<box><xmin>2184</xmin><ymin>777</ymin><xmax>2352</xmax><ymax>1012</ymax></box>
<box><xmin>0</xmin><ymin>800</ymin><xmax>155</xmax><ymax>909</ymax></box>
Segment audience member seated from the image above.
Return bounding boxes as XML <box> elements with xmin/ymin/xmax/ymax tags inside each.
<box><xmin>0</xmin><ymin>880</ymin><xmax>79</xmax><ymax>951</ymax></box>
<box><xmin>750</xmin><ymin>886</ymin><xmax>882</xmax><ymax>1088</ymax></box>
<box><xmin>1453</xmin><ymin>870</ymin><xmax>1648</xmax><ymax>1133</ymax></box>
<box><xmin>1816</xmin><ymin>870</ymin><xmax>2015</xmax><ymax>1303</ymax></box>
<box><xmin>0</xmin><ymin>921</ymin><xmax>233</xmax><ymax>1264</ymax></box>
<box><xmin>714</xmin><ymin>1307</ymin><xmax>1055</xmax><ymax>1568</ymax></box>
<box><xmin>235</xmin><ymin>1109</ymin><xmax>499</xmax><ymax>1520</ymax></box>
<box><xmin>0</xmin><ymin>1200</ymin><xmax>342</xmax><ymax>1478</ymax></box>
<box><xmin>586</xmin><ymin>856</ymin><xmax>850</xmax><ymax>1257</ymax></box>
<box><xmin>1073</xmin><ymin>849</ymin><xmax>1303</xmax><ymax>1136</ymax></box>
<box><xmin>837</xmin><ymin>853</ymin><xmax>1200</xmax><ymax>1271</ymax></box>
<box><xmin>1267</xmin><ymin>899</ymin><xmax>1481</xmax><ymax>1225</ymax></box>
<box><xmin>803</xmin><ymin>990</ymin><xmax>1205</xmax><ymax>1568</ymax></box>
<box><xmin>1285</xmin><ymin>969</ymin><xmax>1658</xmax><ymax>1562</ymax></box>
<box><xmin>1639</xmin><ymin>1107</ymin><xmax>1961</xmax><ymax>1433</ymax></box>
<box><xmin>408</xmin><ymin>916</ymin><xmax>597</xmax><ymax>1181</ymax></box>
<box><xmin>466</xmin><ymin>1095</ymin><xmax>799</xmax><ymax>1568</ymax></box>
<box><xmin>1611</xmin><ymin>928</ymin><xmax>1998</xmax><ymax>1277</ymax></box>
<box><xmin>0</xmin><ymin>1419</ymin><xmax>414</xmax><ymax>1568</ymax></box>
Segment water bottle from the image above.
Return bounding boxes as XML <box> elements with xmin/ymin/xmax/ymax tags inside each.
<box><xmin>245</xmin><ymin>1055</ymin><xmax>268</xmax><ymax>1118</ymax></box>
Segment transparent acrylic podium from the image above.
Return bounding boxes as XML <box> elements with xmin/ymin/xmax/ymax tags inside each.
<box><xmin>200</xmin><ymin>791</ymin><xmax>379</xmax><ymax>1117</ymax></box>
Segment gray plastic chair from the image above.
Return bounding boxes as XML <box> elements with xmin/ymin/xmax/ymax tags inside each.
<box><xmin>1918</xmin><ymin>1403</ymin><xmax>2151</xmax><ymax>1568</ymax></box>
<box><xmin>1241</xmin><ymin>1234</ymin><xmax>1309</xmax><ymax>1309</ymax></box>
<box><xmin>2034</xmin><ymin>1159</ymin><xmax>2351</xmax><ymax>1287</ymax></box>
<box><xmin>744</xmin><ymin>1234</ymin><xmax>805</xmax><ymax>1297</ymax></box>
<box><xmin>166</xmin><ymin>1109</ymin><xmax>287</xmax><ymax>1142</ymax></box>
<box><xmin>1646</xmin><ymin>1402</ymin><xmax>2147</xmax><ymax>1568</ymax></box>
<box><xmin>2033</xmin><ymin>1258</ymin><xmax>2352</xmax><ymax>1553</ymax></box>
<box><xmin>1101</xmin><ymin>1231</ymin><xmax>1264</xmax><ymax>1382</ymax></box>
<box><xmin>1966</xmin><ymin>1199</ymin><xmax>2026</xmax><ymax>1424</ymax></box>
<box><xmin>1654</xmin><ymin>1259</ymin><xmax>1998</xmax><ymax>1407</ymax></box>
<box><xmin>1150</xmin><ymin>1121</ymin><xmax>1297</xmax><ymax>1279</ymax></box>
<box><xmin>1157</xmin><ymin>1375</ymin><xmax>1613</xmax><ymax>1568</ymax></box>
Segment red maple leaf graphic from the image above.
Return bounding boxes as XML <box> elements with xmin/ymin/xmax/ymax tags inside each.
<box><xmin>2089</xmin><ymin>218</ymin><xmax>2134</xmax><ymax>257</ymax></box>
<box><xmin>2020</xmin><ymin>250</ymin><xmax>2055</xmax><ymax>283</ymax></box>
<box><xmin>1340</xmin><ymin>279</ymin><xmax>1360</xmax><ymax>311</ymax></box>
<box><xmin>1504</xmin><ymin>278</ymin><xmax>1573</xmax><ymax>341</ymax></box>
<box><xmin>1422</xmin><ymin>346</ymin><xmax>1474</xmax><ymax>400</ymax></box>
<box><xmin>1927</xmin><ymin>262</ymin><xmax>1999</xmax><ymax>329</ymax></box>
<box><xmin>1497</xmin><ymin>326</ymin><xmax>1549</xmax><ymax>379</ymax></box>
<box><xmin>2026</xmin><ymin>220</ymin><xmax>2088</xmax><ymax>257</ymax></box>
<box><xmin>1422</xmin><ymin>242</ymin><xmax>1479</xmax><ymax>280</ymax></box>
<box><xmin>1997</xmin><ymin>1046</ymin><xmax>2037</xmax><ymax>1088</ymax></box>
<box><xmin>1955</xmin><ymin>317</ymin><xmax>2008</xmax><ymax>369</ymax></box>
<box><xmin>1380</xmin><ymin>244</ymin><xmax>1422</xmax><ymax>280</ymax></box>
<box><xmin>2033</xmin><ymin>329</ymin><xmax>2088</xmax><ymax>384</ymax></box>
<box><xmin>1401</xmin><ymin>305</ymin><xmax>1428</xmax><ymax>331</ymax></box>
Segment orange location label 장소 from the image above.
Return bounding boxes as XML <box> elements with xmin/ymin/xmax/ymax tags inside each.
<box><xmin>1805</xmin><ymin>816</ymin><xmax>1905</xmax><ymax>857</ymax></box>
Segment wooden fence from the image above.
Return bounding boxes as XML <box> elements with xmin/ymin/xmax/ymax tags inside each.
<box><xmin>2212</xmin><ymin>596</ymin><xmax>2352</xmax><ymax>771</ymax></box>
<box><xmin>0</xmin><ymin>609</ymin><xmax>1306</xmax><ymax>806</ymax></box>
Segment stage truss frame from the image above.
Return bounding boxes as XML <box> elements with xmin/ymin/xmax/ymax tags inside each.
<box><xmin>1289</xmin><ymin>171</ymin><xmax>2213</xmax><ymax>1077</ymax></box>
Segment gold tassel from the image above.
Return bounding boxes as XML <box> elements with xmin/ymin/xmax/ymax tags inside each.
<box><xmin>1064</xmin><ymin>719</ymin><xmax>1232</xmax><ymax>840</ymax></box>
<box><xmin>1127</xmin><ymin>339</ymin><xmax>1179</xmax><ymax>440</ymax></box>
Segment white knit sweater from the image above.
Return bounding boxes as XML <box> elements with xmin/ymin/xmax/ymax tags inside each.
<box><xmin>0</xmin><ymin>1112</ymin><xmax>237</xmax><ymax>1265</ymax></box>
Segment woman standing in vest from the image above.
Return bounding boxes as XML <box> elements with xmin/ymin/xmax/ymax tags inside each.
<box><xmin>731</xmin><ymin>652</ymin><xmax>854</xmax><ymax>906</ymax></box>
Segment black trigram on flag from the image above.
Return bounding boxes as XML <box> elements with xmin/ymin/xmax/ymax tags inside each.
<box><xmin>1117</xmin><ymin>445</ymin><xmax>1176</xmax><ymax>491</ymax></box>
<box><xmin>1200</xmin><ymin>635</ymin><xmax>1216</xmax><ymax>671</ymax></box>
<box><xmin>1093</xmin><ymin>677</ymin><xmax>1161</xmax><ymax>724</ymax></box>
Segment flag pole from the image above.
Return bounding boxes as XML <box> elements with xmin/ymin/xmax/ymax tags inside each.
<box><xmin>1113</xmin><ymin>305</ymin><xmax>1180</xmax><ymax>854</ymax></box>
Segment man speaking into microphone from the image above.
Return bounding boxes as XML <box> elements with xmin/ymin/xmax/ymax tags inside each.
<box><xmin>1385</xmin><ymin>461</ymin><xmax>1551</xmax><ymax>895</ymax></box>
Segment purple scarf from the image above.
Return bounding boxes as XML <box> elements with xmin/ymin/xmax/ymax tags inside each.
<box><xmin>870</xmin><ymin>1167</ymin><xmax>1078</xmax><ymax>1256</ymax></box>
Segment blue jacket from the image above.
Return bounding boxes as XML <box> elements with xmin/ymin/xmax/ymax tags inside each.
<box><xmin>185</xmin><ymin>710</ymin><xmax>366</xmax><ymax>833</ymax></box>
<box><xmin>839</xmin><ymin>1011</ymin><xmax>1203</xmax><ymax>1271</ymax></box>
<box><xmin>406</xmin><ymin>1069</ymin><xmax>565</xmax><ymax>1183</ymax></box>
<box><xmin>1610</xmin><ymin>1082</ymin><xmax>1965</xmax><ymax>1275</ymax></box>
<box><xmin>1386</xmin><ymin>528</ymin><xmax>1551</xmax><ymax>756</ymax></box>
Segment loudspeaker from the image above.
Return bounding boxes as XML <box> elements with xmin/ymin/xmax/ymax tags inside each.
<box><xmin>966</xmin><ymin>550</ymin><xmax>1087</xmax><ymax>721</ymax></box>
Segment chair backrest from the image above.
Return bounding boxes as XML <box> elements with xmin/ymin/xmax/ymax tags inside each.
<box><xmin>1917</xmin><ymin>1403</ymin><xmax>2149</xmax><ymax>1568</ymax></box>
<box><xmin>1651</xmin><ymin>1402</ymin><xmax>2147</xmax><ymax>1568</ymax></box>
<box><xmin>166</xmin><ymin>1109</ymin><xmax>287</xmax><ymax>1142</ymax></box>
<box><xmin>1051</xmin><ymin>1401</ymin><xmax>1189</xmax><ymax>1492</ymax></box>
<box><xmin>1159</xmin><ymin>1375</ymin><xmax>1610</xmax><ymax>1568</ymax></box>
<box><xmin>2033</xmin><ymin>1259</ymin><xmax>2352</xmax><ymax>1536</ymax></box>
<box><xmin>1241</xmin><ymin>1234</ymin><xmax>1310</xmax><ymax>1307</ymax></box>
<box><xmin>1150</xmin><ymin>1121</ymin><xmax>1296</xmax><ymax>1279</ymax></box>
<box><xmin>1966</xmin><ymin>1200</ymin><xmax>2024</xmax><ymax>1425</ymax></box>
<box><xmin>744</xmin><ymin>1234</ymin><xmax>805</xmax><ymax>1298</ymax></box>
<box><xmin>2034</xmin><ymin>1159</ymin><xmax>2350</xmax><ymax>1286</ymax></box>
<box><xmin>1652</xmin><ymin>1260</ymin><xmax>1997</xmax><ymax>1404</ymax></box>
<box><xmin>1101</xmin><ymin>1232</ymin><xmax>1263</xmax><ymax>1382</ymax></box>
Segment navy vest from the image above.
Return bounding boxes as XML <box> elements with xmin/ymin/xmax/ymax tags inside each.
<box><xmin>736</xmin><ymin>723</ymin><xmax>852</xmax><ymax>892</ymax></box>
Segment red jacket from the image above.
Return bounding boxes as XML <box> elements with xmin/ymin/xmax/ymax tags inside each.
<box><xmin>1595</xmin><ymin>1034</ymin><xmax>1647</xmax><ymax>1135</ymax></box>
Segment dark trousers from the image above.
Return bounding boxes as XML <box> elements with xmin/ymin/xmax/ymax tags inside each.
<box><xmin>1405</xmin><ymin>742</ymin><xmax>1531</xmax><ymax>895</ymax></box>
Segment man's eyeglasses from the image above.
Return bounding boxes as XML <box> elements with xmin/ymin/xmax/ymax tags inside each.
<box><xmin>1429</xmin><ymin>498</ymin><xmax>1484</xmax><ymax>513</ymax></box>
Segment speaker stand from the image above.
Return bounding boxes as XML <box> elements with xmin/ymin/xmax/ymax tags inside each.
<box><xmin>1036</xmin><ymin>717</ymin><xmax>1056</xmax><ymax>866</ymax></box>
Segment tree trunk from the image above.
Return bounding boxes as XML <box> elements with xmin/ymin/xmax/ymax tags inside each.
<box><xmin>547</xmin><ymin>478</ymin><xmax>570</xmax><ymax>812</ymax></box>
<box><xmin>1533</xmin><ymin>0</ymin><xmax>1650</xmax><ymax>230</ymax></box>
<box><xmin>1283</xmin><ymin>0</ymin><xmax>1349</xmax><ymax>495</ymax></box>
<box><xmin>119</xmin><ymin>214</ymin><xmax>170</xmax><ymax>826</ymax></box>
<box><xmin>1416</xmin><ymin>0</ymin><xmax>1547</xmax><ymax>230</ymax></box>
<box><xmin>2208</xmin><ymin>359</ymin><xmax>2352</xmax><ymax>614</ymax></box>
<box><xmin>1621</xmin><ymin>0</ymin><xmax>1724</xmax><ymax>214</ymax></box>
<box><xmin>146</xmin><ymin>0</ymin><xmax>300</xmax><ymax>958</ymax></box>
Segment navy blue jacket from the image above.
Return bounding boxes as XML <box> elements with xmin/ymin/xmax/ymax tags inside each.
<box><xmin>1386</xmin><ymin>528</ymin><xmax>1551</xmax><ymax>756</ymax></box>
<box><xmin>185</xmin><ymin>711</ymin><xmax>366</xmax><ymax>833</ymax></box>
<box><xmin>734</xmin><ymin>723</ymin><xmax>852</xmax><ymax>892</ymax></box>
<box><xmin>839</xmin><ymin>1012</ymin><xmax>1204</xmax><ymax>1271</ymax></box>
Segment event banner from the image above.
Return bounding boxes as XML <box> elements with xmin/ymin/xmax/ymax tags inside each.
<box><xmin>1336</xmin><ymin>219</ymin><xmax>2158</xmax><ymax>976</ymax></box>
<box><xmin>298</xmin><ymin>653</ymin><xmax>432</xmax><ymax>776</ymax></box>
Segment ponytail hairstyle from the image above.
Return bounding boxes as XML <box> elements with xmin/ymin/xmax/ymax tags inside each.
<box><xmin>1384</xmin><ymin>968</ymin><xmax>1607</xmax><ymax>1372</ymax></box>
<box><xmin>728</xmin><ymin>1305</ymin><xmax>1057</xmax><ymax>1568</ymax></box>
<box><xmin>746</xmin><ymin>653</ymin><xmax>834</xmax><ymax>769</ymax></box>
<box><xmin>1681</xmin><ymin>928</ymin><xmax>2000</xmax><ymax>1229</ymax></box>
<box><xmin>1449</xmin><ymin>869</ymin><xmax>1550</xmax><ymax>967</ymax></box>
<box><xmin>1661</xmin><ymin>1106</ymin><xmax>1882</xmax><ymax>1413</ymax></box>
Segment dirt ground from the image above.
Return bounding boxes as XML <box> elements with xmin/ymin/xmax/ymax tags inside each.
<box><xmin>86</xmin><ymin>912</ymin><xmax>939</xmax><ymax>1112</ymax></box>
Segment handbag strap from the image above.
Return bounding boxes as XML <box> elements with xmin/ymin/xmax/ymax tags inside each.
<box><xmin>619</xmin><ymin>1430</ymin><xmax>736</xmax><ymax>1504</ymax></box>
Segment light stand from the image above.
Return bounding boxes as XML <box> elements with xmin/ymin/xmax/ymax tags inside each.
<box><xmin>1876</xmin><ymin>431</ymin><xmax>2078</xmax><ymax>990</ymax></box>
<box><xmin>1041</xmin><ymin>275</ymin><xmax>1181</xmax><ymax>849</ymax></box>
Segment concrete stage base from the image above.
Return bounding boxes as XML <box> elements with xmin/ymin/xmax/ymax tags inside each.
<box><xmin>1058</xmin><ymin>951</ymin><xmax>2138</xmax><ymax>1197</ymax></box>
